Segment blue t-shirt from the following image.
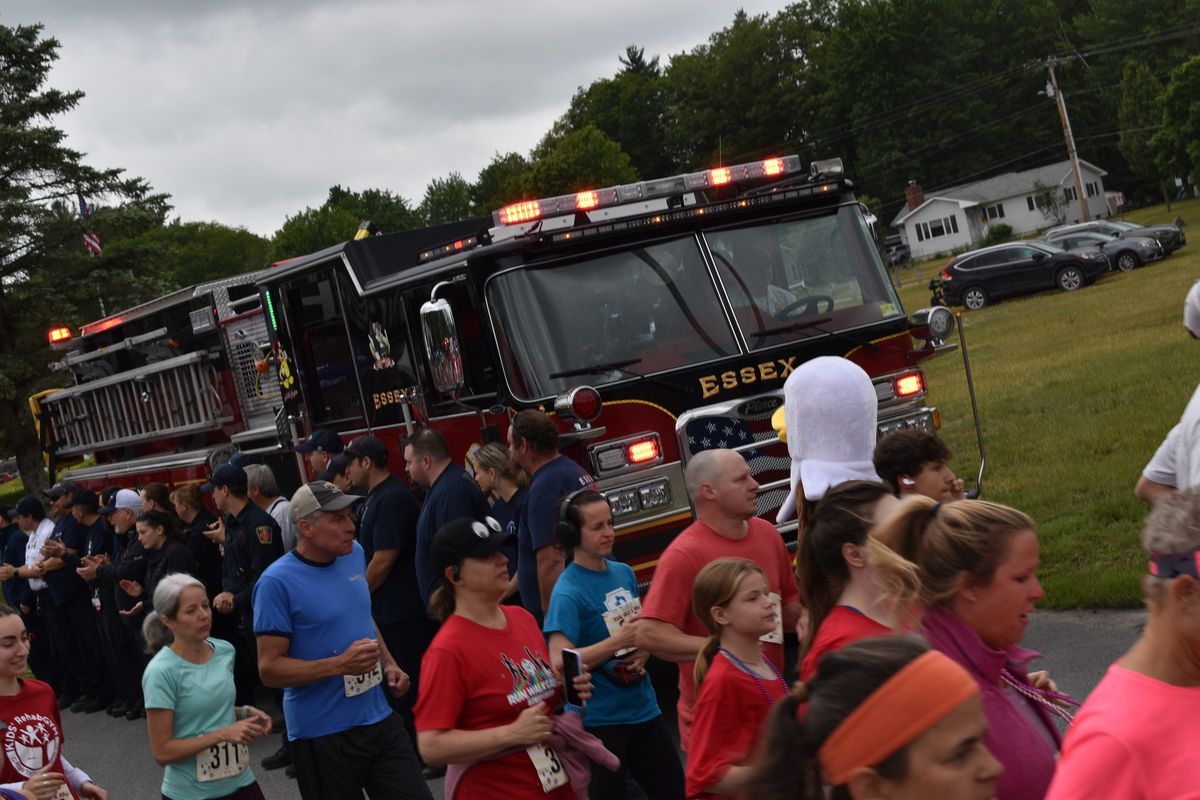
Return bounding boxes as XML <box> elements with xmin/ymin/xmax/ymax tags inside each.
<box><xmin>415</xmin><ymin>463</ymin><xmax>491</xmax><ymax>604</ymax></box>
<box><xmin>142</xmin><ymin>638</ymin><xmax>256</xmax><ymax>800</ymax></box>
<box><xmin>252</xmin><ymin>542</ymin><xmax>391</xmax><ymax>740</ymax></box>
<box><xmin>543</xmin><ymin>560</ymin><xmax>659</xmax><ymax>728</ymax></box>
<box><xmin>357</xmin><ymin>474</ymin><xmax>423</xmax><ymax>624</ymax></box>
<box><xmin>517</xmin><ymin>457</ymin><xmax>594</xmax><ymax>625</ymax></box>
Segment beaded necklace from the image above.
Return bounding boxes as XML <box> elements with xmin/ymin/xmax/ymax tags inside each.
<box><xmin>1001</xmin><ymin>668</ymin><xmax>1079</xmax><ymax>724</ymax></box>
<box><xmin>719</xmin><ymin>646</ymin><xmax>788</xmax><ymax>706</ymax></box>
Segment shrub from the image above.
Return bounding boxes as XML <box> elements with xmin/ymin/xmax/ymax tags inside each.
<box><xmin>979</xmin><ymin>223</ymin><xmax>1013</xmax><ymax>247</ymax></box>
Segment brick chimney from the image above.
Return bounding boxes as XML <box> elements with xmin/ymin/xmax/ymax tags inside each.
<box><xmin>905</xmin><ymin>181</ymin><xmax>925</xmax><ymax>211</ymax></box>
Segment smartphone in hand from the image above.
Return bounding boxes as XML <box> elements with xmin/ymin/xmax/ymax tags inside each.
<box><xmin>562</xmin><ymin>648</ymin><xmax>584</xmax><ymax>707</ymax></box>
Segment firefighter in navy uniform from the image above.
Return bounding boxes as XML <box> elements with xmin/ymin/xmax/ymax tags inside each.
<box><xmin>202</xmin><ymin>463</ymin><xmax>284</xmax><ymax>708</ymax></box>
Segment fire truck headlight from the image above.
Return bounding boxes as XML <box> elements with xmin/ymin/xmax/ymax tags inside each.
<box><xmin>607</xmin><ymin>488</ymin><xmax>640</xmax><ymax>518</ymax></box>
<box><xmin>638</xmin><ymin>479</ymin><xmax>671</xmax><ymax>510</ymax></box>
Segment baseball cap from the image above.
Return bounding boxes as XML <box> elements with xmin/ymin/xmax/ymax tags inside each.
<box><xmin>201</xmin><ymin>463</ymin><xmax>248</xmax><ymax>493</ymax></box>
<box><xmin>289</xmin><ymin>481</ymin><xmax>360</xmax><ymax>523</ymax></box>
<box><xmin>316</xmin><ymin>452</ymin><xmax>352</xmax><ymax>482</ymax></box>
<box><xmin>13</xmin><ymin>496</ymin><xmax>44</xmax><ymax>517</ymax></box>
<box><xmin>98</xmin><ymin>489</ymin><xmax>142</xmax><ymax>515</ymax></box>
<box><xmin>43</xmin><ymin>481</ymin><xmax>78</xmax><ymax>500</ymax></box>
<box><xmin>430</xmin><ymin>516</ymin><xmax>509</xmax><ymax>575</ymax></box>
<box><xmin>296</xmin><ymin>429</ymin><xmax>344</xmax><ymax>455</ymax></box>
<box><xmin>228</xmin><ymin>452</ymin><xmax>263</xmax><ymax>468</ymax></box>
<box><xmin>1185</xmin><ymin>280</ymin><xmax>1200</xmax><ymax>338</ymax></box>
<box><xmin>345</xmin><ymin>435</ymin><xmax>388</xmax><ymax>464</ymax></box>
<box><xmin>64</xmin><ymin>489</ymin><xmax>99</xmax><ymax>510</ymax></box>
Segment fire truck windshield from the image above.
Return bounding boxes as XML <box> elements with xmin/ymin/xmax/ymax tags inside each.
<box><xmin>487</xmin><ymin>205</ymin><xmax>901</xmax><ymax>401</ymax></box>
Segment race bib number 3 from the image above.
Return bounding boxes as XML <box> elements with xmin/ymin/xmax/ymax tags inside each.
<box><xmin>344</xmin><ymin>661</ymin><xmax>383</xmax><ymax>697</ymax></box>
<box><xmin>196</xmin><ymin>741</ymin><xmax>249</xmax><ymax>782</ymax></box>
<box><xmin>526</xmin><ymin>743</ymin><xmax>569</xmax><ymax>793</ymax></box>
<box><xmin>760</xmin><ymin>592</ymin><xmax>783</xmax><ymax>645</ymax></box>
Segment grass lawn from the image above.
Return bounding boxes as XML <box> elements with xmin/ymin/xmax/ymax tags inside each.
<box><xmin>890</xmin><ymin>197</ymin><xmax>1200</xmax><ymax>608</ymax></box>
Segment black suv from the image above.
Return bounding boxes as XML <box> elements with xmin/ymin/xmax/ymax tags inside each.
<box><xmin>934</xmin><ymin>241</ymin><xmax>1108</xmax><ymax>310</ymax></box>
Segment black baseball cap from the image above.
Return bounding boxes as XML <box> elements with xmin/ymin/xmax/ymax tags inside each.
<box><xmin>430</xmin><ymin>516</ymin><xmax>509</xmax><ymax>575</ymax></box>
<box><xmin>64</xmin><ymin>489</ymin><xmax>99</xmax><ymax>510</ymax></box>
<box><xmin>317</xmin><ymin>452</ymin><xmax>352</xmax><ymax>482</ymax></box>
<box><xmin>345</xmin><ymin>435</ymin><xmax>388</xmax><ymax>464</ymax></box>
<box><xmin>201</xmin><ymin>463</ymin><xmax>248</xmax><ymax>493</ymax></box>
<box><xmin>44</xmin><ymin>481</ymin><xmax>78</xmax><ymax>500</ymax></box>
<box><xmin>227</xmin><ymin>452</ymin><xmax>263</xmax><ymax>468</ymax></box>
<box><xmin>297</xmin><ymin>429</ymin><xmax>344</xmax><ymax>455</ymax></box>
<box><xmin>13</xmin><ymin>496</ymin><xmax>43</xmax><ymax>517</ymax></box>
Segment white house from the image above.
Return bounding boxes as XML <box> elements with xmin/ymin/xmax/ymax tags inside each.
<box><xmin>890</xmin><ymin>160</ymin><xmax>1109</xmax><ymax>260</ymax></box>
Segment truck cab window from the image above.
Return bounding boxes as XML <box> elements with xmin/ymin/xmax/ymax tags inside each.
<box><xmin>282</xmin><ymin>270</ymin><xmax>364</xmax><ymax>426</ymax></box>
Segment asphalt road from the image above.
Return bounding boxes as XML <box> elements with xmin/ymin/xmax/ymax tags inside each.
<box><xmin>59</xmin><ymin>609</ymin><xmax>1145</xmax><ymax>799</ymax></box>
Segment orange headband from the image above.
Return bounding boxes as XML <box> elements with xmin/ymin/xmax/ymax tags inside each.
<box><xmin>817</xmin><ymin>650</ymin><xmax>979</xmax><ymax>785</ymax></box>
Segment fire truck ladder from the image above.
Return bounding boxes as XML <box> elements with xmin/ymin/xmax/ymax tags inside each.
<box><xmin>40</xmin><ymin>352</ymin><xmax>231</xmax><ymax>456</ymax></box>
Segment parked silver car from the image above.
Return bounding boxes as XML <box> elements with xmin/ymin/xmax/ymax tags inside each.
<box><xmin>1043</xmin><ymin>230</ymin><xmax>1163</xmax><ymax>272</ymax></box>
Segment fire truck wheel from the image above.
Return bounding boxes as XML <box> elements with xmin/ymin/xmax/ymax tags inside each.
<box><xmin>963</xmin><ymin>286</ymin><xmax>988</xmax><ymax>310</ymax></box>
<box><xmin>1056</xmin><ymin>266</ymin><xmax>1084</xmax><ymax>292</ymax></box>
<box><xmin>1115</xmin><ymin>252</ymin><xmax>1138</xmax><ymax>272</ymax></box>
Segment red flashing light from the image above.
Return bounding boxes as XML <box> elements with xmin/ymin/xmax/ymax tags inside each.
<box><xmin>571</xmin><ymin>388</ymin><xmax>602</xmax><ymax>422</ymax></box>
<box><xmin>80</xmin><ymin>315</ymin><xmax>127</xmax><ymax>337</ymax></box>
<box><xmin>894</xmin><ymin>373</ymin><xmax>925</xmax><ymax>398</ymax></box>
<box><xmin>453</xmin><ymin>239</ymin><xmax>464</xmax><ymax>250</ymax></box>
<box><xmin>762</xmin><ymin>158</ymin><xmax>784</xmax><ymax>176</ymax></box>
<box><xmin>48</xmin><ymin>327</ymin><xmax>72</xmax><ymax>344</ymax></box>
<box><xmin>626</xmin><ymin>438</ymin><xmax>661</xmax><ymax>464</ymax></box>
<box><xmin>710</xmin><ymin>167</ymin><xmax>732</xmax><ymax>186</ymax></box>
<box><xmin>498</xmin><ymin>200</ymin><xmax>542</xmax><ymax>225</ymax></box>
<box><xmin>576</xmin><ymin>190</ymin><xmax>598</xmax><ymax>210</ymax></box>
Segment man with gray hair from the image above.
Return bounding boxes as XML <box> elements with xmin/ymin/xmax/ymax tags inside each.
<box><xmin>245</xmin><ymin>463</ymin><xmax>298</xmax><ymax>550</ymax></box>
<box><xmin>636</xmin><ymin>448</ymin><xmax>801</xmax><ymax>751</ymax></box>
<box><xmin>1137</xmin><ymin>280</ymin><xmax>1200</xmax><ymax>505</ymax></box>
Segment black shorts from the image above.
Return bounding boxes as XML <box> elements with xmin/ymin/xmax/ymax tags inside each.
<box><xmin>290</xmin><ymin>712</ymin><xmax>432</xmax><ymax>800</ymax></box>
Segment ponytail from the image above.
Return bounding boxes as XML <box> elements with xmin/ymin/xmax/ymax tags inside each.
<box><xmin>746</xmin><ymin>682</ymin><xmax>824</xmax><ymax>800</ymax></box>
<box><xmin>143</xmin><ymin>611</ymin><xmax>173</xmax><ymax>655</ymax></box>
<box><xmin>429</xmin><ymin>584</ymin><xmax>456</xmax><ymax>622</ymax></box>
<box><xmin>693</xmin><ymin>633</ymin><xmax>722</xmax><ymax>686</ymax></box>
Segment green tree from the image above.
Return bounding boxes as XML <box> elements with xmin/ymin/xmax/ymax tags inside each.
<box><xmin>1152</xmin><ymin>55</ymin><xmax>1200</xmax><ymax>191</ymax></box>
<box><xmin>472</xmin><ymin>151</ymin><xmax>531</xmax><ymax>215</ymax></box>
<box><xmin>1117</xmin><ymin>60</ymin><xmax>1171</xmax><ymax>210</ymax></box>
<box><xmin>418</xmin><ymin>172</ymin><xmax>474</xmax><ymax>225</ymax></box>
<box><xmin>0</xmin><ymin>23</ymin><xmax>171</xmax><ymax>492</ymax></box>
<box><xmin>271</xmin><ymin>185</ymin><xmax>420</xmax><ymax>261</ymax></box>
<box><xmin>525</xmin><ymin>125</ymin><xmax>638</xmax><ymax>197</ymax></box>
<box><xmin>133</xmin><ymin>220</ymin><xmax>270</xmax><ymax>284</ymax></box>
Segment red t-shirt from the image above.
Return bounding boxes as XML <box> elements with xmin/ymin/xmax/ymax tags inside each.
<box><xmin>414</xmin><ymin>605</ymin><xmax>572</xmax><ymax>800</ymax></box>
<box><xmin>0</xmin><ymin>679</ymin><xmax>76</xmax><ymax>798</ymax></box>
<box><xmin>639</xmin><ymin>518</ymin><xmax>800</xmax><ymax>750</ymax></box>
<box><xmin>799</xmin><ymin>605</ymin><xmax>891</xmax><ymax>681</ymax></box>
<box><xmin>686</xmin><ymin>652</ymin><xmax>788</xmax><ymax>799</ymax></box>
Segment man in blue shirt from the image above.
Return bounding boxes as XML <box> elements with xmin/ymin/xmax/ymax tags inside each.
<box><xmin>508</xmin><ymin>410</ymin><xmax>596</xmax><ymax>625</ymax></box>
<box><xmin>254</xmin><ymin>481</ymin><xmax>431</xmax><ymax>800</ymax></box>
<box><xmin>406</xmin><ymin>428</ymin><xmax>490</xmax><ymax>605</ymax></box>
<box><xmin>0</xmin><ymin>507</ymin><xmax>29</xmax><ymax>611</ymax></box>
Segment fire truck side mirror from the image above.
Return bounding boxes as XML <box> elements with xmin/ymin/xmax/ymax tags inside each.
<box><xmin>420</xmin><ymin>297</ymin><xmax>465</xmax><ymax>394</ymax></box>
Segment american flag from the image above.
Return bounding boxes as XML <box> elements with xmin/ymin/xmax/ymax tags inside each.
<box><xmin>684</xmin><ymin>409</ymin><xmax>792</xmax><ymax>517</ymax></box>
<box><xmin>77</xmin><ymin>191</ymin><xmax>102</xmax><ymax>255</ymax></box>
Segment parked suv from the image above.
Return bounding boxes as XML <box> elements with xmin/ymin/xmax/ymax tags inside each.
<box><xmin>887</xmin><ymin>243</ymin><xmax>911</xmax><ymax>265</ymax></box>
<box><xmin>934</xmin><ymin>240</ymin><xmax>1107</xmax><ymax>310</ymax></box>
<box><xmin>1045</xmin><ymin>219</ymin><xmax>1185</xmax><ymax>254</ymax></box>
<box><xmin>1043</xmin><ymin>230</ymin><xmax>1163</xmax><ymax>272</ymax></box>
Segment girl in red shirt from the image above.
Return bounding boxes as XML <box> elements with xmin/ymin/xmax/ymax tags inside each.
<box><xmin>686</xmin><ymin>558</ymin><xmax>788</xmax><ymax>799</ymax></box>
<box><xmin>797</xmin><ymin>480</ymin><xmax>918</xmax><ymax>681</ymax></box>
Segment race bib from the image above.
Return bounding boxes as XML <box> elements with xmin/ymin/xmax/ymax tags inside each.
<box><xmin>526</xmin><ymin>743</ymin><xmax>569</xmax><ymax>792</ymax></box>
<box><xmin>759</xmin><ymin>592</ymin><xmax>783</xmax><ymax>645</ymax></box>
<box><xmin>602</xmin><ymin>596</ymin><xmax>642</xmax><ymax>637</ymax></box>
<box><xmin>196</xmin><ymin>741</ymin><xmax>249</xmax><ymax>782</ymax></box>
<box><xmin>343</xmin><ymin>661</ymin><xmax>383</xmax><ymax>697</ymax></box>
<box><xmin>52</xmin><ymin>786</ymin><xmax>72</xmax><ymax>800</ymax></box>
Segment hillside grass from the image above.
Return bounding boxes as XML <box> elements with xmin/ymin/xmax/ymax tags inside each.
<box><xmin>892</xmin><ymin>197</ymin><xmax>1200</xmax><ymax>607</ymax></box>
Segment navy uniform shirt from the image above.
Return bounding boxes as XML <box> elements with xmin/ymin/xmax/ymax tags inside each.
<box><xmin>0</xmin><ymin>524</ymin><xmax>28</xmax><ymax>609</ymax></box>
<box><xmin>184</xmin><ymin>509</ymin><xmax>223</xmax><ymax>600</ymax></box>
<box><xmin>43</xmin><ymin>514</ymin><xmax>87</xmax><ymax>605</ymax></box>
<box><xmin>222</xmin><ymin>501</ymin><xmax>283</xmax><ymax>615</ymax></box>
<box><xmin>414</xmin><ymin>463</ymin><xmax>491</xmax><ymax>604</ymax></box>
<box><xmin>357</xmin><ymin>474</ymin><xmax>422</xmax><ymax>624</ymax></box>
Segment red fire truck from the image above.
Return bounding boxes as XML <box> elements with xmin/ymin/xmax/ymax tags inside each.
<box><xmin>254</xmin><ymin>155</ymin><xmax>979</xmax><ymax>586</ymax></box>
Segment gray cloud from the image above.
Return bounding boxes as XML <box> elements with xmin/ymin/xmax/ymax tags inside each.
<box><xmin>2</xmin><ymin>0</ymin><xmax>789</xmax><ymax>236</ymax></box>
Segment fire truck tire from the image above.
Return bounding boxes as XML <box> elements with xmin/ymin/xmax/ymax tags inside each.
<box><xmin>1115</xmin><ymin>252</ymin><xmax>1138</xmax><ymax>272</ymax></box>
<box><xmin>1056</xmin><ymin>266</ymin><xmax>1084</xmax><ymax>292</ymax></box>
<box><xmin>962</xmin><ymin>286</ymin><xmax>988</xmax><ymax>310</ymax></box>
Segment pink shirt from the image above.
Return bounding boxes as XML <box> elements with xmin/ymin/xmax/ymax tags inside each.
<box><xmin>1047</xmin><ymin>664</ymin><xmax>1200</xmax><ymax>800</ymax></box>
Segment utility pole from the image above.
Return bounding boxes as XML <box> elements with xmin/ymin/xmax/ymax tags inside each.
<box><xmin>1045</xmin><ymin>58</ymin><xmax>1090</xmax><ymax>222</ymax></box>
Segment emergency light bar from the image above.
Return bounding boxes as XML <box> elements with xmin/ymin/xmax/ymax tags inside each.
<box><xmin>493</xmin><ymin>155</ymin><xmax>816</xmax><ymax>227</ymax></box>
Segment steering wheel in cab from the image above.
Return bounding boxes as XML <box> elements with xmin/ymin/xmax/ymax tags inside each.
<box><xmin>778</xmin><ymin>294</ymin><xmax>834</xmax><ymax>319</ymax></box>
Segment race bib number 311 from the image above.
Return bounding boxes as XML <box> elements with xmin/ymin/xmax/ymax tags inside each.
<box><xmin>760</xmin><ymin>592</ymin><xmax>783</xmax><ymax>645</ymax></box>
<box><xmin>196</xmin><ymin>741</ymin><xmax>249</xmax><ymax>782</ymax></box>
<box><xmin>526</xmin><ymin>743</ymin><xmax>569</xmax><ymax>793</ymax></box>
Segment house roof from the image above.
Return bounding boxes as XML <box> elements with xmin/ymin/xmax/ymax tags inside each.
<box><xmin>891</xmin><ymin>159</ymin><xmax>1106</xmax><ymax>226</ymax></box>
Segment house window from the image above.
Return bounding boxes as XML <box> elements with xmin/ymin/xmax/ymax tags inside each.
<box><xmin>949</xmin><ymin>214</ymin><xmax>959</xmax><ymax>233</ymax></box>
<box><xmin>985</xmin><ymin>203</ymin><xmax>1005</xmax><ymax>220</ymax></box>
<box><xmin>930</xmin><ymin>218</ymin><xmax>945</xmax><ymax>238</ymax></box>
<box><xmin>1086</xmin><ymin>181</ymin><xmax>1098</xmax><ymax>197</ymax></box>
<box><xmin>915</xmin><ymin>223</ymin><xmax>925</xmax><ymax>242</ymax></box>
<box><xmin>1063</xmin><ymin>186</ymin><xmax>1077</xmax><ymax>202</ymax></box>
<box><xmin>1027</xmin><ymin>196</ymin><xmax>1035</xmax><ymax>211</ymax></box>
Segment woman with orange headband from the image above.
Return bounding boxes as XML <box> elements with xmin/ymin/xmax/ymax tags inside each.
<box><xmin>749</xmin><ymin>635</ymin><xmax>1000</xmax><ymax>799</ymax></box>
<box><xmin>874</xmin><ymin>497</ymin><xmax>1073</xmax><ymax>800</ymax></box>
<box><xmin>1047</xmin><ymin>488</ymin><xmax>1200</xmax><ymax>799</ymax></box>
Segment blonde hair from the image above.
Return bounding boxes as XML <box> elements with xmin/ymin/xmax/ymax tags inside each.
<box><xmin>692</xmin><ymin>558</ymin><xmax>766</xmax><ymax>685</ymax></box>
<box><xmin>467</xmin><ymin>442</ymin><xmax>530</xmax><ymax>491</ymax></box>
<box><xmin>873</xmin><ymin>495</ymin><xmax>1034</xmax><ymax>606</ymax></box>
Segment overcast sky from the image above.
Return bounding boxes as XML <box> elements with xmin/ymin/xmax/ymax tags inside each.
<box><xmin>3</xmin><ymin>1</ymin><xmax>790</xmax><ymax>237</ymax></box>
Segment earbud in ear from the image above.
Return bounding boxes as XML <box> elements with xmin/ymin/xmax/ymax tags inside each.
<box><xmin>901</xmin><ymin>478</ymin><xmax>916</xmax><ymax>487</ymax></box>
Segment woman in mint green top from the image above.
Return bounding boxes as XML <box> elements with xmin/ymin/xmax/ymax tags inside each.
<box><xmin>141</xmin><ymin>573</ymin><xmax>272</xmax><ymax>800</ymax></box>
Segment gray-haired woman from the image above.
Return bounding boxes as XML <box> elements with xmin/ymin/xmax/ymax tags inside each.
<box><xmin>142</xmin><ymin>574</ymin><xmax>272</xmax><ymax>800</ymax></box>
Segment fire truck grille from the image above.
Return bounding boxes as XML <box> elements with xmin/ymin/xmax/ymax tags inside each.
<box><xmin>223</xmin><ymin>312</ymin><xmax>281</xmax><ymax>430</ymax></box>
